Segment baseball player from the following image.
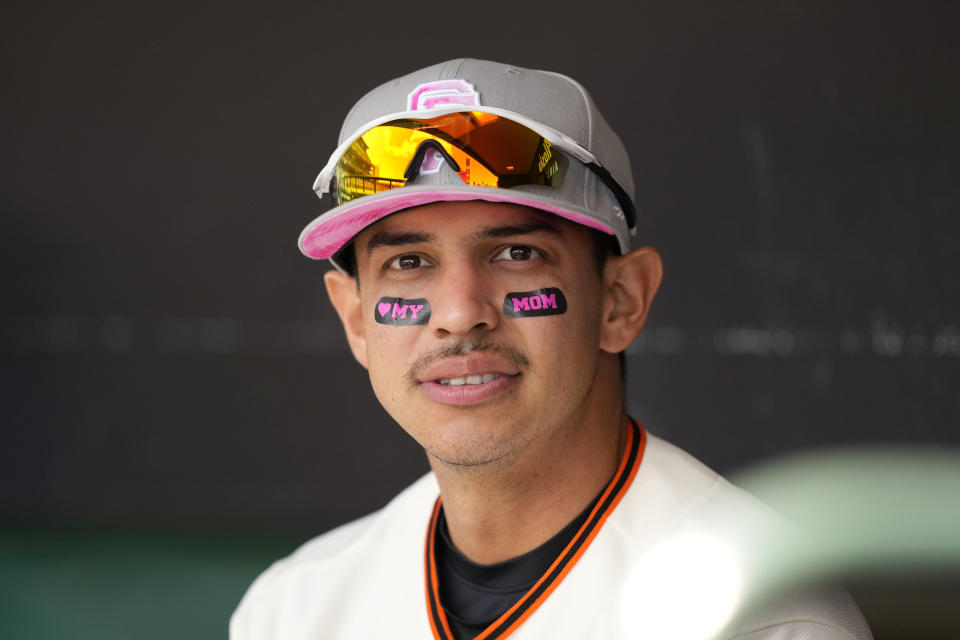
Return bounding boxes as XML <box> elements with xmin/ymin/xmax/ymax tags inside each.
<box><xmin>231</xmin><ymin>59</ymin><xmax>872</xmax><ymax>640</ymax></box>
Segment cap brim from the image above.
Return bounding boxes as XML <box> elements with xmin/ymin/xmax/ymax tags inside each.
<box><xmin>298</xmin><ymin>185</ymin><xmax>616</xmax><ymax>262</ymax></box>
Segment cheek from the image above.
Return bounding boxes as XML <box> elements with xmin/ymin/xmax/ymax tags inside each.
<box><xmin>361</xmin><ymin>290</ymin><xmax>431</xmax><ymax>394</ymax></box>
<box><xmin>367</xmin><ymin>321</ymin><xmax>415</xmax><ymax>351</ymax></box>
<box><xmin>515</xmin><ymin>315</ymin><xmax>600</xmax><ymax>407</ymax></box>
<box><xmin>533</xmin><ymin>283</ymin><xmax>603</xmax><ymax>371</ymax></box>
<box><xmin>513</xmin><ymin>291</ymin><xmax>601</xmax><ymax>364</ymax></box>
<box><xmin>504</xmin><ymin>283</ymin><xmax>600</xmax><ymax>335</ymax></box>
<box><xmin>363</xmin><ymin>323</ymin><xmax>419</xmax><ymax>389</ymax></box>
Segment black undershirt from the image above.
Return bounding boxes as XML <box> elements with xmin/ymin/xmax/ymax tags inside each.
<box><xmin>435</xmin><ymin>491</ymin><xmax>603</xmax><ymax>640</ymax></box>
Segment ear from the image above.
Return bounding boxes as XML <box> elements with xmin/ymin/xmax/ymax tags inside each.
<box><xmin>324</xmin><ymin>269</ymin><xmax>369</xmax><ymax>369</ymax></box>
<box><xmin>598</xmin><ymin>247</ymin><xmax>663</xmax><ymax>354</ymax></box>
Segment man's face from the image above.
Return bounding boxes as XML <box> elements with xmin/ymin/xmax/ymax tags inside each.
<box><xmin>344</xmin><ymin>201</ymin><xmax>610</xmax><ymax>468</ymax></box>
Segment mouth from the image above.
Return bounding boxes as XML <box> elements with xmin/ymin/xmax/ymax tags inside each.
<box><xmin>437</xmin><ymin>373</ymin><xmax>504</xmax><ymax>386</ymax></box>
<box><xmin>416</xmin><ymin>353</ymin><xmax>522</xmax><ymax>406</ymax></box>
<box><xmin>419</xmin><ymin>373</ymin><xmax>517</xmax><ymax>406</ymax></box>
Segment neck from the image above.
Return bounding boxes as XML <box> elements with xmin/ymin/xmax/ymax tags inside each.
<box><xmin>428</xmin><ymin>356</ymin><xmax>628</xmax><ymax>565</ymax></box>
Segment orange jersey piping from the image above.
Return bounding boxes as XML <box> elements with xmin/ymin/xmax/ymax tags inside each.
<box><xmin>424</xmin><ymin>419</ymin><xmax>647</xmax><ymax>640</ymax></box>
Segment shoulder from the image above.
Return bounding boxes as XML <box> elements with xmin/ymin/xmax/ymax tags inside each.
<box><xmin>229</xmin><ymin>472</ymin><xmax>439</xmax><ymax>640</ymax></box>
<box><xmin>613</xmin><ymin>432</ymin><xmax>753</xmax><ymax>535</ymax></box>
<box><xmin>243</xmin><ymin>471</ymin><xmax>434</xmax><ymax>585</ymax></box>
<box><xmin>639</xmin><ymin>432</ymin><xmax>725</xmax><ymax>493</ymax></box>
<box><xmin>722</xmin><ymin>586</ymin><xmax>874</xmax><ymax>640</ymax></box>
<box><xmin>608</xmin><ymin>431</ymin><xmax>790</xmax><ymax>571</ymax></box>
<box><xmin>612</xmin><ymin>431</ymin><xmax>873</xmax><ymax>640</ymax></box>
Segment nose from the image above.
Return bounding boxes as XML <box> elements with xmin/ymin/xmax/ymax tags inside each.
<box><xmin>428</xmin><ymin>259</ymin><xmax>500</xmax><ymax>338</ymax></box>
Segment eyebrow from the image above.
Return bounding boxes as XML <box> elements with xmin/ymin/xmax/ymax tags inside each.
<box><xmin>365</xmin><ymin>231</ymin><xmax>436</xmax><ymax>255</ymax></box>
<box><xmin>364</xmin><ymin>219</ymin><xmax>562</xmax><ymax>256</ymax></box>
<box><xmin>473</xmin><ymin>220</ymin><xmax>563</xmax><ymax>241</ymax></box>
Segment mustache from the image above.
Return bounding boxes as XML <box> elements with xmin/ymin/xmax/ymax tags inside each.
<box><xmin>406</xmin><ymin>340</ymin><xmax>530</xmax><ymax>382</ymax></box>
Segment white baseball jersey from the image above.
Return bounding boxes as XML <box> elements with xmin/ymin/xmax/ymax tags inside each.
<box><xmin>231</xmin><ymin>424</ymin><xmax>872</xmax><ymax>640</ymax></box>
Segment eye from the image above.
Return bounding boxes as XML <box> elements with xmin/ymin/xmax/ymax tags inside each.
<box><xmin>494</xmin><ymin>245</ymin><xmax>540</xmax><ymax>262</ymax></box>
<box><xmin>387</xmin><ymin>254</ymin><xmax>433</xmax><ymax>270</ymax></box>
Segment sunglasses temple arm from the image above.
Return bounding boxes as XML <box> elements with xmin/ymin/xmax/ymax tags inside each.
<box><xmin>585</xmin><ymin>163</ymin><xmax>636</xmax><ymax>230</ymax></box>
<box><xmin>317</xmin><ymin>188</ymin><xmax>337</xmax><ymax>214</ymax></box>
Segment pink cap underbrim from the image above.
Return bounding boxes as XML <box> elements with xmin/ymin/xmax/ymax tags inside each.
<box><xmin>299</xmin><ymin>189</ymin><xmax>614</xmax><ymax>260</ymax></box>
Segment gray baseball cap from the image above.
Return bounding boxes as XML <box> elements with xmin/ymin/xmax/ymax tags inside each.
<box><xmin>299</xmin><ymin>58</ymin><xmax>636</xmax><ymax>270</ymax></box>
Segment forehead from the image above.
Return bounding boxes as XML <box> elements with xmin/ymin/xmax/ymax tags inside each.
<box><xmin>355</xmin><ymin>201</ymin><xmax>583</xmax><ymax>252</ymax></box>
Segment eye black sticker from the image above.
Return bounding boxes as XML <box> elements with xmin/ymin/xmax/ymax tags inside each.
<box><xmin>503</xmin><ymin>288</ymin><xmax>567</xmax><ymax>318</ymax></box>
<box><xmin>375</xmin><ymin>297</ymin><xmax>431</xmax><ymax>325</ymax></box>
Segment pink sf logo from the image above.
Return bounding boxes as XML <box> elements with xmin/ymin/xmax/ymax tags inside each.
<box><xmin>407</xmin><ymin>80</ymin><xmax>481</xmax><ymax>111</ymax></box>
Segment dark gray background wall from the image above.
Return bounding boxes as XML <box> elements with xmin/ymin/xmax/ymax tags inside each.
<box><xmin>3</xmin><ymin>1</ymin><xmax>958</xmax><ymax>534</ymax></box>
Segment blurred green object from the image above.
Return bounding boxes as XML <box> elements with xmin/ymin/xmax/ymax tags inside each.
<box><xmin>0</xmin><ymin>530</ymin><xmax>305</xmax><ymax>640</ymax></box>
<box><xmin>729</xmin><ymin>445</ymin><xmax>960</xmax><ymax>638</ymax></box>
<box><xmin>732</xmin><ymin>444</ymin><xmax>960</xmax><ymax>577</ymax></box>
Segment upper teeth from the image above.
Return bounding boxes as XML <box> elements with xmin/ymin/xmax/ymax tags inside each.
<box><xmin>439</xmin><ymin>373</ymin><xmax>501</xmax><ymax>386</ymax></box>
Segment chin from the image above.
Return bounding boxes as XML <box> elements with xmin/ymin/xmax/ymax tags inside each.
<box><xmin>426</xmin><ymin>444</ymin><xmax>516</xmax><ymax>470</ymax></box>
<box><xmin>421</xmin><ymin>421</ymin><xmax>531</xmax><ymax>470</ymax></box>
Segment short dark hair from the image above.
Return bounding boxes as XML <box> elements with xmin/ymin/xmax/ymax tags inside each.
<box><xmin>589</xmin><ymin>229</ymin><xmax>619</xmax><ymax>275</ymax></box>
<box><xmin>335</xmin><ymin>243</ymin><xmax>357</xmax><ymax>276</ymax></box>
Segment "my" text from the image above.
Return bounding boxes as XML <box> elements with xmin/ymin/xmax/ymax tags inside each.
<box><xmin>375</xmin><ymin>297</ymin><xmax>431</xmax><ymax>326</ymax></box>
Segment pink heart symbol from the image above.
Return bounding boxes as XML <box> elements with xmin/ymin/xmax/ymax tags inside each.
<box><xmin>378</xmin><ymin>302</ymin><xmax>392</xmax><ymax>317</ymax></box>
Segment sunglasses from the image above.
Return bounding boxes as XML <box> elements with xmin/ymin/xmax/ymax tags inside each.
<box><xmin>313</xmin><ymin>111</ymin><xmax>636</xmax><ymax>229</ymax></box>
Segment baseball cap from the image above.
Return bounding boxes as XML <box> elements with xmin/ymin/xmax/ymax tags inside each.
<box><xmin>298</xmin><ymin>58</ymin><xmax>636</xmax><ymax>271</ymax></box>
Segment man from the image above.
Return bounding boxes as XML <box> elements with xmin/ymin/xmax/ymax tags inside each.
<box><xmin>231</xmin><ymin>59</ymin><xmax>871</xmax><ymax>639</ymax></box>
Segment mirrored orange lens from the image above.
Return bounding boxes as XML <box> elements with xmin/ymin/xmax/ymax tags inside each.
<box><xmin>334</xmin><ymin>113</ymin><xmax>568</xmax><ymax>204</ymax></box>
